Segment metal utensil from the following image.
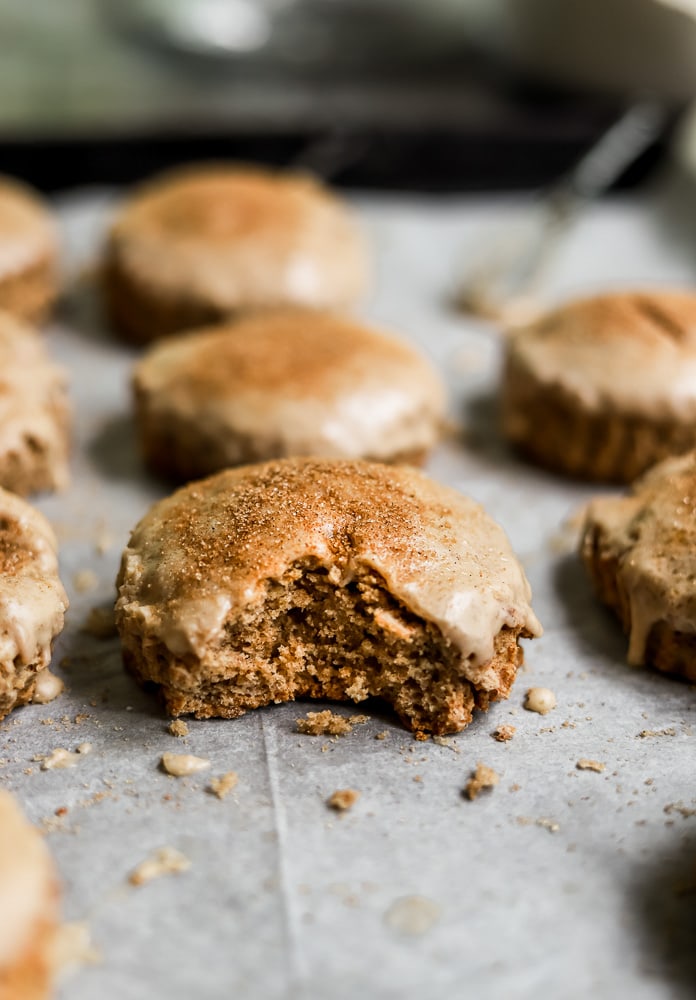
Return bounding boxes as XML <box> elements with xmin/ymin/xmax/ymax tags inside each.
<box><xmin>455</xmin><ymin>100</ymin><xmax>669</xmax><ymax>325</ymax></box>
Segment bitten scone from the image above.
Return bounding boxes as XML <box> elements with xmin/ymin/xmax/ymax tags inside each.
<box><xmin>502</xmin><ymin>291</ymin><xmax>696</xmax><ymax>482</ymax></box>
<box><xmin>0</xmin><ymin>790</ymin><xmax>60</xmax><ymax>1000</ymax></box>
<box><xmin>0</xmin><ymin>312</ymin><xmax>70</xmax><ymax>496</ymax></box>
<box><xmin>115</xmin><ymin>458</ymin><xmax>541</xmax><ymax>734</ymax></box>
<box><xmin>102</xmin><ymin>164</ymin><xmax>368</xmax><ymax>343</ymax></box>
<box><xmin>0</xmin><ymin>177</ymin><xmax>57</xmax><ymax>324</ymax></box>
<box><xmin>0</xmin><ymin>489</ymin><xmax>68</xmax><ymax>720</ymax></box>
<box><xmin>132</xmin><ymin>308</ymin><xmax>446</xmax><ymax>480</ymax></box>
<box><xmin>581</xmin><ymin>450</ymin><xmax>696</xmax><ymax>680</ymax></box>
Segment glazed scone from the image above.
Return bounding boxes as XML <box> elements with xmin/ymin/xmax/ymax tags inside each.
<box><xmin>132</xmin><ymin>308</ymin><xmax>446</xmax><ymax>480</ymax></box>
<box><xmin>0</xmin><ymin>789</ymin><xmax>60</xmax><ymax>1000</ymax></box>
<box><xmin>103</xmin><ymin>164</ymin><xmax>368</xmax><ymax>343</ymax></box>
<box><xmin>0</xmin><ymin>312</ymin><xmax>70</xmax><ymax>496</ymax></box>
<box><xmin>581</xmin><ymin>450</ymin><xmax>696</xmax><ymax>681</ymax></box>
<box><xmin>502</xmin><ymin>290</ymin><xmax>696</xmax><ymax>482</ymax></box>
<box><xmin>0</xmin><ymin>177</ymin><xmax>57</xmax><ymax>324</ymax></box>
<box><xmin>0</xmin><ymin>488</ymin><xmax>68</xmax><ymax>719</ymax></box>
<box><xmin>115</xmin><ymin>458</ymin><xmax>541</xmax><ymax>734</ymax></box>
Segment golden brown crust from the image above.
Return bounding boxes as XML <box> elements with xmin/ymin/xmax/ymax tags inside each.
<box><xmin>132</xmin><ymin>310</ymin><xmax>445</xmax><ymax>478</ymax></box>
<box><xmin>502</xmin><ymin>357</ymin><xmax>696</xmax><ymax>482</ymax></box>
<box><xmin>103</xmin><ymin>164</ymin><xmax>368</xmax><ymax>343</ymax></box>
<box><xmin>502</xmin><ymin>290</ymin><xmax>696</xmax><ymax>482</ymax></box>
<box><xmin>581</xmin><ymin>451</ymin><xmax>696</xmax><ymax>681</ymax></box>
<box><xmin>0</xmin><ymin>256</ymin><xmax>57</xmax><ymax>326</ymax></box>
<box><xmin>582</xmin><ymin>521</ymin><xmax>696</xmax><ymax>682</ymax></box>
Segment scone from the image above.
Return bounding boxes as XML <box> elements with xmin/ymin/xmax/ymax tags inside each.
<box><xmin>102</xmin><ymin>164</ymin><xmax>368</xmax><ymax>343</ymax></box>
<box><xmin>0</xmin><ymin>312</ymin><xmax>70</xmax><ymax>496</ymax></box>
<box><xmin>115</xmin><ymin>458</ymin><xmax>541</xmax><ymax>735</ymax></box>
<box><xmin>0</xmin><ymin>790</ymin><xmax>60</xmax><ymax>1000</ymax></box>
<box><xmin>0</xmin><ymin>177</ymin><xmax>57</xmax><ymax>324</ymax></box>
<box><xmin>0</xmin><ymin>488</ymin><xmax>68</xmax><ymax>720</ymax></box>
<box><xmin>581</xmin><ymin>449</ymin><xmax>696</xmax><ymax>680</ymax></box>
<box><xmin>132</xmin><ymin>308</ymin><xmax>446</xmax><ymax>480</ymax></box>
<box><xmin>502</xmin><ymin>290</ymin><xmax>696</xmax><ymax>482</ymax></box>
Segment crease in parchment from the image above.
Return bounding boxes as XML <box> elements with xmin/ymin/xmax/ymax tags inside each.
<box><xmin>260</xmin><ymin>711</ymin><xmax>308</xmax><ymax>996</ymax></box>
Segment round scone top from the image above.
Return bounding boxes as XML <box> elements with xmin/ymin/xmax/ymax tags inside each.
<box><xmin>0</xmin><ymin>789</ymin><xmax>58</xmax><ymax>976</ymax></box>
<box><xmin>133</xmin><ymin>309</ymin><xmax>446</xmax><ymax>476</ymax></box>
<box><xmin>116</xmin><ymin>458</ymin><xmax>542</xmax><ymax>671</ymax></box>
<box><xmin>0</xmin><ymin>176</ymin><xmax>56</xmax><ymax>280</ymax></box>
<box><xmin>507</xmin><ymin>290</ymin><xmax>696</xmax><ymax>419</ymax></box>
<box><xmin>106</xmin><ymin>164</ymin><xmax>368</xmax><ymax>322</ymax></box>
<box><xmin>0</xmin><ymin>487</ymin><xmax>68</xmax><ymax>717</ymax></box>
<box><xmin>582</xmin><ymin>449</ymin><xmax>696</xmax><ymax>673</ymax></box>
<box><xmin>0</xmin><ymin>311</ymin><xmax>71</xmax><ymax>495</ymax></box>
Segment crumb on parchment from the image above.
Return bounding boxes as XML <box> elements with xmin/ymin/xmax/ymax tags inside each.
<box><xmin>160</xmin><ymin>752</ymin><xmax>210</xmax><ymax>777</ymax></box>
<box><xmin>208</xmin><ymin>772</ymin><xmax>238</xmax><ymax>799</ymax></box>
<box><xmin>167</xmin><ymin>720</ymin><xmax>189</xmax><ymax>738</ymax></box>
<box><xmin>296</xmin><ymin>710</ymin><xmax>354</xmax><ymax>736</ymax></box>
<box><xmin>493</xmin><ymin>725</ymin><xmax>516</xmax><ymax>742</ymax></box>
<box><xmin>463</xmin><ymin>763</ymin><xmax>499</xmax><ymax>801</ymax></box>
<box><xmin>524</xmin><ymin>687</ymin><xmax>557</xmax><ymax>715</ymax></box>
<box><xmin>39</xmin><ymin>748</ymin><xmax>81</xmax><ymax>770</ymax></box>
<box><xmin>577</xmin><ymin>758</ymin><xmax>605</xmax><ymax>773</ymax></box>
<box><xmin>327</xmin><ymin>789</ymin><xmax>360</xmax><ymax>811</ymax></box>
<box><xmin>128</xmin><ymin>847</ymin><xmax>191</xmax><ymax>886</ymax></box>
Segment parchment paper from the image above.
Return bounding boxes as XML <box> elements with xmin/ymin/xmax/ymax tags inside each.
<box><xmin>2</xmin><ymin>189</ymin><xmax>695</xmax><ymax>1000</ymax></box>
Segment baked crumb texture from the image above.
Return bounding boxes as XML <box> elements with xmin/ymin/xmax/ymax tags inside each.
<box><xmin>581</xmin><ymin>451</ymin><xmax>696</xmax><ymax>681</ymax></box>
<box><xmin>116</xmin><ymin>459</ymin><xmax>540</xmax><ymax>735</ymax></box>
<box><xmin>122</xmin><ymin>561</ymin><xmax>526</xmax><ymax>735</ymax></box>
<box><xmin>296</xmin><ymin>710</ymin><xmax>354</xmax><ymax>736</ymax></box>
<box><xmin>502</xmin><ymin>292</ymin><xmax>696</xmax><ymax>482</ymax></box>
<box><xmin>327</xmin><ymin>789</ymin><xmax>360</xmax><ymax>811</ymax></box>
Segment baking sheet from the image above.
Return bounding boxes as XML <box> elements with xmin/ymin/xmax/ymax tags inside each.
<box><xmin>2</xmin><ymin>189</ymin><xmax>695</xmax><ymax>1000</ymax></box>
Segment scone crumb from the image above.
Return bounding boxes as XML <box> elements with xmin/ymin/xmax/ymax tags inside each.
<box><xmin>577</xmin><ymin>758</ymin><xmax>605</xmax><ymax>773</ymax></box>
<box><xmin>32</xmin><ymin>670</ymin><xmax>65</xmax><ymax>705</ymax></box>
<box><xmin>208</xmin><ymin>771</ymin><xmax>238</xmax><ymax>799</ymax></box>
<box><xmin>327</xmin><ymin>788</ymin><xmax>360</xmax><ymax>811</ymax></box>
<box><xmin>41</xmin><ymin>747</ymin><xmax>81</xmax><ymax>770</ymax></box>
<box><xmin>128</xmin><ymin>847</ymin><xmax>191</xmax><ymax>886</ymax></box>
<box><xmin>375</xmin><ymin>731</ymin><xmax>389</xmax><ymax>741</ymax></box>
<box><xmin>296</xmin><ymin>710</ymin><xmax>354</xmax><ymax>736</ymax></box>
<box><xmin>639</xmin><ymin>728</ymin><xmax>676</xmax><ymax>738</ymax></box>
<box><xmin>168</xmin><ymin>720</ymin><xmax>189</xmax><ymax>738</ymax></box>
<box><xmin>73</xmin><ymin>569</ymin><xmax>99</xmax><ymax>593</ymax></box>
<box><xmin>81</xmin><ymin>607</ymin><xmax>117</xmax><ymax>639</ymax></box>
<box><xmin>524</xmin><ymin>687</ymin><xmax>557</xmax><ymax>715</ymax></box>
<box><xmin>493</xmin><ymin>725</ymin><xmax>516</xmax><ymax>742</ymax></box>
<box><xmin>160</xmin><ymin>752</ymin><xmax>211</xmax><ymax>777</ymax></box>
<box><xmin>464</xmin><ymin>762</ymin><xmax>499</xmax><ymax>800</ymax></box>
<box><xmin>76</xmin><ymin>742</ymin><xmax>92</xmax><ymax>755</ymax></box>
<box><xmin>349</xmin><ymin>714</ymin><xmax>370</xmax><ymax>725</ymax></box>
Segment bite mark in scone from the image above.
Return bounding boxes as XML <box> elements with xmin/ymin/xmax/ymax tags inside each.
<box><xmin>115</xmin><ymin>458</ymin><xmax>541</xmax><ymax>735</ymax></box>
<box><xmin>0</xmin><ymin>489</ymin><xmax>68</xmax><ymax>720</ymax></box>
<box><xmin>581</xmin><ymin>449</ymin><xmax>696</xmax><ymax>681</ymax></box>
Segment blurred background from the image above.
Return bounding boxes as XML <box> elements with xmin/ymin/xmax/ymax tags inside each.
<box><xmin>5</xmin><ymin>0</ymin><xmax>696</xmax><ymax>193</ymax></box>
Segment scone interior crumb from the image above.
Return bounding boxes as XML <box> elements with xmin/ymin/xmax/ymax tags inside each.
<box><xmin>124</xmin><ymin>560</ymin><xmax>523</xmax><ymax>735</ymax></box>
